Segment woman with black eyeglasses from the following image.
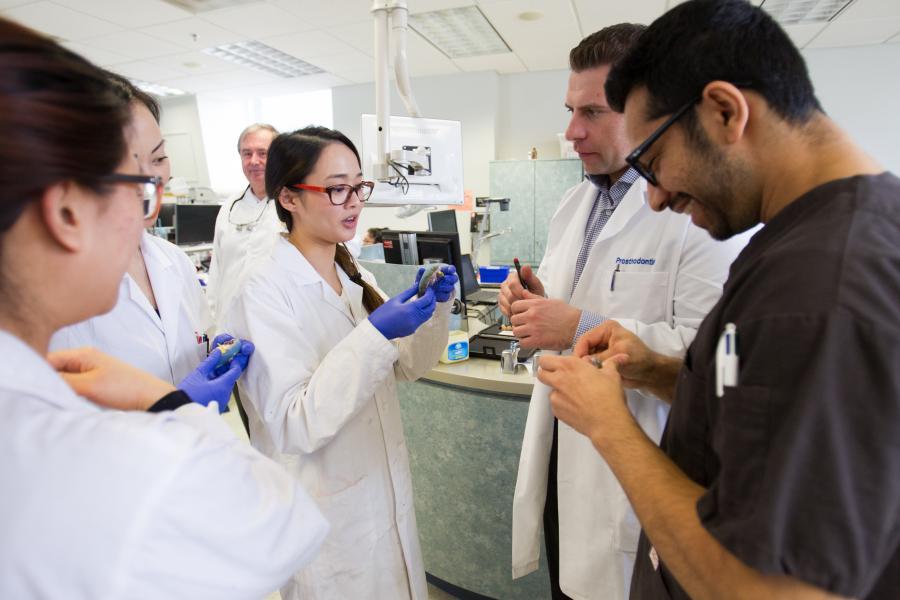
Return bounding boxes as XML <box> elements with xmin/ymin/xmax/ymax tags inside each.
<box><xmin>222</xmin><ymin>126</ymin><xmax>458</xmax><ymax>600</ymax></box>
<box><xmin>49</xmin><ymin>73</ymin><xmax>235</xmax><ymax>389</ymax></box>
<box><xmin>0</xmin><ymin>18</ymin><xmax>328</xmax><ymax>598</ymax></box>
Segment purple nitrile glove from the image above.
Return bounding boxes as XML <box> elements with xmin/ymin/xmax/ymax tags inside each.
<box><xmin>431</xmin><ymin>265</ymin><xmax>458</xmax><ymax>303</ymax></box>
<box><xmin>179</xmin><ymin>339</ymin><xmax>255</xmax><ymax>412</ymax></box>
<box><xmin>368</xmin><ymin>284</ymin><xmax>437</xmax><ymax>340</ymax></box>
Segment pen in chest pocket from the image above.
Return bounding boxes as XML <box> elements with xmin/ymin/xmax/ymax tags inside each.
<box><xmin>610</xmin><ymin>264</ymin><xmax>620</xmax><ymax>292</ymax></box>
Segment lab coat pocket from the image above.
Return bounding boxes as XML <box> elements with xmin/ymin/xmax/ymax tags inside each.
<box><xmin>607</xmin><ymin>271</ymin><xmax>669</xmax><ymax>324</ymax></box>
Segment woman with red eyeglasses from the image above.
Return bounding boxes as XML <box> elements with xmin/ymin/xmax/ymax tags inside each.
<box><xmin>223</xmin><ymin>126</ymin><xmax>458</xmax><ymax>600</ymax></box>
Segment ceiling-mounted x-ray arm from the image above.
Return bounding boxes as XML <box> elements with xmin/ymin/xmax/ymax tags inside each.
<box><xmin>372</xmin><ymin>0</ymin><xmax>431</xmax><ymax>217</ymax></box>
<box><xmin>371</xmin><ymin>0</ymin><xmax>420</xmax><ymax>181</ymax></box>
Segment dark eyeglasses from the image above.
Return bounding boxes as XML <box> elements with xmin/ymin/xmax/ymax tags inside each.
<box><xmin>625</xmin><ymin>97</ymin><xmax>700</xmax><ymax>187</ymax></box>
<box><xmin>289</xmin><ymin>181</ymin><xmax>375</xmax><ymax>205</ymax></box>
<box><xmin>99</xmin><ymin>173</ymin><xmax>164</xmax><ymax>219</ymax></box>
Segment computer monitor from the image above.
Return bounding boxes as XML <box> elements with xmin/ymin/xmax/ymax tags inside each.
<box><xmin>381</xmin><ymin>230</ymin><xmax>466</xmax><ymax>301</ymax></box>
<box><xmin>415</xmin><ymin>231</ymin><xmax>465</xmax><ymax>302</ymax></box>
<box><xmin>156</xmin><ymin>203</ymin><xmax>175</xmax><ymax>228</ymax></box>
<box><xmin>427</xmin><ymin>209</ymin><xmax>458</xmax><ymax>233</ymax></box>
<box><xmin>459</xmin><ymin>254</ymin><xmax>480</xmax><ymax>298</ymax></box>
<box><xmin>175</xmin><ymin>204</ymin><xmax>219</xmax><ymax>245</ymax></box>
<box><xmin>381</xmin><ymin>230</ymin><xmax>419</xmax><ymax>265</ymax></box>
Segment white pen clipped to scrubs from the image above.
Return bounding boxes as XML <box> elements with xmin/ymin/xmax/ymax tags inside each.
<box><xmin>223</xmin><ymin>126</ymin><xmax>458</xmax><ymax>600</ymax></box>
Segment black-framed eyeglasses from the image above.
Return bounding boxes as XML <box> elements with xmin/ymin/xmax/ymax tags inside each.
<box><xmin>289</xmin><ymin>181</ymin><xmax>375</xmax><ymax>205</ymax></box>
<box><xmin>625</xmin><ymin>97</ymin><xmax>700</xmax><ymax>187</ymax></box>
<box><xmin>99</xmin><ymin>173</ymin><xmax>164</xmax><ymax>219</ymax></box>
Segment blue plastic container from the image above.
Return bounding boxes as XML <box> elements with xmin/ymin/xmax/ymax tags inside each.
<box><xmin>479</xmin><ymin>265</ymin><xmax>511</xmax><ymax>284</ymax></box>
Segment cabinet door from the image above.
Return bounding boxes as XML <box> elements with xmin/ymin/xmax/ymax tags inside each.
<box><xmin>489</xmin><ymin>160</ymin><xmax>535</xmax><ymax>264</ymax></box>
<box><xmin>534</xmin><ymin>159</ymin><xmax>583</xmax><ymax>264</ymax></box>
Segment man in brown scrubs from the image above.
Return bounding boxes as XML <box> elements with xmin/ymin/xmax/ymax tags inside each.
<box><xmin>535</xmin><ymin>1</ymin><xmax>900</xmax><ymax>599</ymax></box>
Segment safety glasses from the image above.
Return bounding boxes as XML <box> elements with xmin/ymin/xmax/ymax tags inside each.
<box><xmin>625</xmin><ymin>97</ymin><xmax>699</xmax><ymax>187</ymax></box>
<box><xmin>99</xmin><ymin>173</ymin><xmax>164</xmax><ymax>220</ymax></box>
<box><xmin>289</xmin><ymin>181</ymin><xmax>375</xmax><ymax>205</ymax></box>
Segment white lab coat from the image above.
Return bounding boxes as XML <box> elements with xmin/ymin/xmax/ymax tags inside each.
<box><xmin>0</xmin><ymin>330</ymin><xmax>329</xmax><ymax>599</ymax></box>
<box><xmin>50</xmin><ymin>232</ymin><xmax>213</xmax><ymax>384</ymax></box>
<box><xmin>511</xmin><ymin>178</ymin><xmax>750</xmax><ymax>599</ymax></box>
<box><xmin>223</xmin><ymin>236</ymin><xmax>450</xmax><ymax>600</ymax></box>
<box><xmin>206</xmin><ymin>186</ymin><xmax>285</xmax><ymax>328</ymax></box>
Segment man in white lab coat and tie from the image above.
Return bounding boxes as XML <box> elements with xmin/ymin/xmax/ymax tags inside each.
<box><xmin>502</xmin><ymin>25</ymin><xmax>750</xmax><ymax>600</ymax></box>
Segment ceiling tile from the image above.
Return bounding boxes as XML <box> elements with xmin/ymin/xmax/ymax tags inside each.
<box><xmin>262</xmin><ymin>29</ymin><xmax>356</xmax><ymax>60</ymax></box>
<box><xmin>50</xmin><ymin>0</ymin><xmax>192</xmax><ymax>28</ymax></box>
<box><xmin>270</xmin><ymin>0</ymin><xmax>373</xmax><ymax>28</ymax></box>
<box><xmin>78</xmin><ymin>30</ymin><xmax>187</xmax><ymax>61</ymax></box>
<box><xmin>782</xmin><ymin>22</ymin><xmax>828</xmax><ymax>48</ymax></box>
<box><xmin>201</xmin><ymin>2</ymin><xmax>316</xmax><ymax>38</ymax></box>
<box><xmin>108</xmin><ymin>59</ymin><xmax>179</xmax><ymax>82</ymax></box>
<box><xmin>144</xmin><ymin>49</ymin><xmax>237</xmax><ymax>77</ymax></box>
<box><xmin>307</xmin><ymin>49</ymin><xmax>373</xmax><ymax>74</ymax></box>
<box><xmin>161</xmin><ymin>66</ymin><xmax>279</xmax><ymax>93</ymax></box>
<box><xmin>574</xmin><ymin>0</ymin><xmax>668</xmax><ymax>33</ymax></box>
<box><xmin>330</xmin><ymin>68</ymin><xmax>375</xmax><ymax>84</ymax></box>
<box><xmin>807</xmin><ymin>16</ymin><xmax>900</xmax><ymax>48</ymax></box>
<box><xmin>453</xmin><ymin>51</ymin><xmax>527</xmax><ymax>74</ymax></box>
<box><xmin>61</xmin><ymin>40</ymin><xmax>131</xmax><ymax>66</ymax></box>
<box><xmin>1</xmin><ymin>1</ymin><xmax>121</xmax><ymax>40</ymax></box>
<box><xmin>325</xmin><ymin>20</ymin><xmax>374</xmax><ymax>56</ymax></box>
<box><xmin>139</xmin><ymin>17</ymin><xmax>246</xmax><ymax>49</ymax></box>
<box><xmin>478</xmin><ymin>0</ymin><xmax>582</xmax><ymax>71</ymax></box>
<box><xmin>832</xmin><ymin>0</ymin><xmax>900</xmax><ymax>20</ymax></box>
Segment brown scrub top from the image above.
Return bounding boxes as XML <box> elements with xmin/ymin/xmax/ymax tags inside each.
<box><xmin>631</xmin><ymin>173</ymin><xmax>900</xmax><ymax>599</ymax></box>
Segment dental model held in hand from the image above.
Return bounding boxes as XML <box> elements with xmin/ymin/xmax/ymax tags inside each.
<box><xmin>417</xmin><ymin>263</ymin><xmax>446</xmax><ymax>297</ymax></box>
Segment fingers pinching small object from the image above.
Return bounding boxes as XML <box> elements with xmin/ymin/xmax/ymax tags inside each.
<box><xmin>590</xmin><ymin>356</ymin><xmax>602</xmax><ymax>368</ymax></box>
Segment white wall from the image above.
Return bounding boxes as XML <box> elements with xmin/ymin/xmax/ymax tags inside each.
<box><xmin>159</xmin><ymin>95</ymin><xmax>211</xmax><ymax>188</ymax></box>
<box><xmin>803</xmin><ymin>43</ymin><xmax>900</xmax><ymax>174</ymax></box>
<box><xmin>496</xmin><ymin>69</ymin><xmax>571</xmax><ymax>161</ymax></box>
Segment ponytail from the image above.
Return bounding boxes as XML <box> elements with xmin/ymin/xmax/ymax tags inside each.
<box><xmin>335</xmin><ymin>244</ymin><xmax>384</xmax><ymax>314</ymax></box>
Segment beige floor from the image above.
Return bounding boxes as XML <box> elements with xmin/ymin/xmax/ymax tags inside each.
<box><xmin>221</xmin><ymin>401</ymin><xmax>457</xmax><ymax>600</ymax></box>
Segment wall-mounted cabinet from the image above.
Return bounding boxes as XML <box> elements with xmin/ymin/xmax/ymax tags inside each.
<box><xmin>488</xmin><ymin>159</ymin><xmax>583</xmax><ymax>265</ymax></box>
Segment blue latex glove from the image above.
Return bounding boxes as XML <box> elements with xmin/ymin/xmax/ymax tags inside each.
<box><xmin>431</xmin><ymin>265</ymin><xmax>458</xmax><ymax>303</ymax></box>
<box><xmin>178</xmin><ymin>339</ymin><xmax>255</xmax><ymax>412</ymax></box>
<box><xmin>368</xmin><ymin>283</ymin><xmax>437</xmax><ymax>340</ymax></box>
<box><xmin>211</xmin><ymin>333</ymin><xmax>233</xmax><ymax>349</ymax></box>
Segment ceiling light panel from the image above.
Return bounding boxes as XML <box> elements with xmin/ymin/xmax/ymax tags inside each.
<box><xmin>202</xmin><ymin>41</ymin><xmax>325</xmax><ymax>78</ymax></box>
<box><xmin>761</xmin><ymin>0</ymin><xmax>856</xmax><ymax>25</ymax></box>
<box><xmin>409</xmin><ymin>5</ymin><xmax>511</xmax><ymax>59</ymax></box>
